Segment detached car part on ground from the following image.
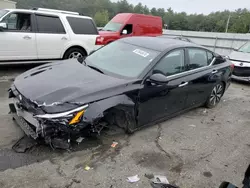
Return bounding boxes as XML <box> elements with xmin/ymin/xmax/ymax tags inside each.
<box><xmin>9</xmin><ymin>37</ymin><xmax>233</xmax><ymax>149</ymax></box>
<box><xmin>227</xmin><ymin>42</ymin><xmax>250</xmax><ymax>83</ymax></box>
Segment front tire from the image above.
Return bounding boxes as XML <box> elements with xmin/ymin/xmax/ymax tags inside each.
<box><xmin>63</xmin><ymin>48</ymin><xmax>86</xmax><ymax>60</ymax></box>
<box><xmin>205</xmin><ymin>82</ymin><xmax>225</xmax><ymax>108</ymax></box>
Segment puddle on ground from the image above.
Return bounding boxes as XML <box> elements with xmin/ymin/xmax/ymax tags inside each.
<box><xmin>131</xmin><ymin>151</ymin><xmax>183</xmax><ymax>173</ymax></box>
<box><xmin>0</xmin><ymin>131</ymin><xmax>127</xmax><ymax>172</ymax></box>
<box><xmin>0</xmin><ymin>137</ymin><xmax>101</xmax><ymax>172</ymax></box>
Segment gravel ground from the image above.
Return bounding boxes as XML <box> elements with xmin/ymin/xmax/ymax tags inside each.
<box><xmin>0</xmin><ymin>65</ymin><xmax>249</xmax><ymax>188</ymax></box>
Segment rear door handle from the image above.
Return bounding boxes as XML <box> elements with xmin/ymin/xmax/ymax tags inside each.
<box><xmin>23</xmin><ymin>35</ymin><xmax>31</xmax><ymax>40</ymax></box>
<box><xmin>179</xmin><ymin>82</ymin><xmax>188</xmax><ymax>88</ymax></box>
<box><xmin>61</xmin><ymin>37</ymin><xmax>68</xmax><ymax>40</ymax></box>
<box><xmin>211</xmin><ymin>70</ymin><xmax>218</xmax><ymax>74</ymax></box>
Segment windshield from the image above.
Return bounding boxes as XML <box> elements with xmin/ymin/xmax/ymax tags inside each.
<box><xmin>86</xmin><ymin>41</ymin><xmax>160</xmax><ymax>78</ymax></box>
<box><xmin>102</xmin><ymin>22</ymin><xmax>123</xmax><ymax>32</ymax></box>
<box><xmin>0</xmin><ymin>10</ymin><xmax>8</xmax><ymax>19</ymax></box>
<box><xmin>238</xmin><ymin>42</ymin><xmax>250</xmax><ymax>53</ymax></box>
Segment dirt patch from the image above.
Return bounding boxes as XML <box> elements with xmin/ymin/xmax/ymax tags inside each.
<box><xmin>203</xmin><ymin>171</ymin><xmax>213</xmax><ymax>178</ymax></box>
<box><xmin>170</xmin><ymin>162</ymin><xmax>184</xmax><ymax>174</ymax></box>
<box><xmin>131</xmin><ymin>151</ymin><xmax>183</xmax><ymax>172</ymax></box>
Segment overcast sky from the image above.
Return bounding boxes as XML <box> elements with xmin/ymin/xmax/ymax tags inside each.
<box><xmin>112</xmin><ymin>0</ymin><xmax>250</xmax><ymax>14</ymax></box>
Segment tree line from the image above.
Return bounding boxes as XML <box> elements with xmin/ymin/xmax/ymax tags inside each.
<box><xmin>15</xmin><ymin>0</ymin><xmax>250</xmax><ymax>33</ymax></box>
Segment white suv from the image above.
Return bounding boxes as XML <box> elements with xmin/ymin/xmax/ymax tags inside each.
<box><xmin>0</xmin><ymin>8</ymin><xmax>99</xmax><ymax>63</ymax></box>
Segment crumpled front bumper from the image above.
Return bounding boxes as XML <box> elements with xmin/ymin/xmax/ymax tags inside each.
<box><xmin>9</xmin><ymin>98</ymin><xmax>91</xmax><ymax>150</ymax></box>
<box><xmin>10</xmin><ymin>106</ymin><xmax>38</xmax><ymax>139</ymax></box>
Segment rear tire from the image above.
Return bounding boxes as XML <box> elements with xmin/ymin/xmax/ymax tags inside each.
<box><xmin>63</xmin><ymin>48</ymin><xmax>86</xmax><ymax>60</ymax></box>
<box><xmin>205</xmin><ymin>82</ymin><xmax>225</xmax><ymax>108</ymax></box>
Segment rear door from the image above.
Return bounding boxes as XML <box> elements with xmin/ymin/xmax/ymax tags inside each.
<box><xmin>0</xmin><ymin>12</ymin><xmax>37</xmax><ymax>61</ymax></box>
<box><xmin>184</xmin><ymin>48</ymin><xmax>222</xmax><ymax>108</ymax></box>
<box><xmin>35</xmin><ymin>14</ymin><xmax>69</xmax><ymax>59</ymax></box>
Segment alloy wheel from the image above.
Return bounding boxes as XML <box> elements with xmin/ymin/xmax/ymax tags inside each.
<box><xmin>209</xmin><ymin>84</ymin><xmax>224</xmax><ymax>106</ymax></box>
<box><xmin>68</xmin><ymin>52</ymin><xmax>83</xmax><ymax>59</ymax></box>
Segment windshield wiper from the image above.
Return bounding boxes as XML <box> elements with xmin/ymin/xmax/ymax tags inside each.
<box><xmin>238</xmin><ymin>50</ymin><xmax>250</xmax><ymax>53</ymax></box>
<box><xmin>87</xmin><ymin>65</ymin><xmax>104</xmax><ymax>74</ymax></box>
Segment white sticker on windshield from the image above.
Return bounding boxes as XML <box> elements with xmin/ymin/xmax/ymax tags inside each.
<box><xmin>133</xmin><ymin>49</ymin><xmax>149</xmax><ymax>57</ymax></box>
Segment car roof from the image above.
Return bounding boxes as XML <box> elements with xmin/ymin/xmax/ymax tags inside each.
<box><xmin>120</xmin><ymin>36</ymin><xmax>202</xmax><ymax>52</ymax></box>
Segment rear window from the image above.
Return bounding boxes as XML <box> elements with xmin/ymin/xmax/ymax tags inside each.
<box><xmin>66</xmin><ymin>17</ymin><xmax>98</xmax><ymax>35</ymax></box>
<box><xmin>36</xmin><ymin>15</ymin><xmax>65</xmax><ymax>34</ymax></box>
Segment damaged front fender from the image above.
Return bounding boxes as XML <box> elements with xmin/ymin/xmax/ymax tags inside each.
<box><xmin>83</xmin><ymin>94</ymin><xmax>135</xmax><ymax>124</ymax></box>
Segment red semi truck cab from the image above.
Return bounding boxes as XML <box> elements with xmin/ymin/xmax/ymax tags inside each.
<box><xmin>96</xmin><ymin>13</ymin><xmax>163</xmax><ymax>45</ymax></box>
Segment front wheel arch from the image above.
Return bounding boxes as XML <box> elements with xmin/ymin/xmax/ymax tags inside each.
<box><xmin>63</xmin><ymin>46</ymin><xmax>87</xmax><ymax>59</ymax></box>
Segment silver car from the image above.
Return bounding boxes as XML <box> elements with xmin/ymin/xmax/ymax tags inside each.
<box><xmin>228</xmin><ymin>42</ymin><xmax>250</xmax><ymax>82</ymax></box>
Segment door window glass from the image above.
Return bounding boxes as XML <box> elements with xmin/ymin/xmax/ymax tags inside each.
<box><xmin>66</xmin><ymin>17</ymin><xmax>98</xmax><ymax>35</ymax></box>
<box><xmin>0</xmin><ymin>13</ymin><xmax>31</xmax><ymax>32</ymax></box>
<box><xmin>153</xmin><ymin>49</ymin><xmax>185</xmax><ymax>76</ymax></box>
<box><xmin>121</xmin><ymin>24</ymin><xmax>133</xmax><ymax>35</ymax></box>
<box><xmin>207</xmin><ymin>51</ymin><xmax>214</xmax><ymax>65</ymax></box>
<box><xmin>36</xmin><ymin>15</ymin><xmax>65</xmax><ymax>34</ymax></box>
<box><xmin>188</xmin><ymin>48</ymin><xmax>208</xmax><ymax>70</ymax></box>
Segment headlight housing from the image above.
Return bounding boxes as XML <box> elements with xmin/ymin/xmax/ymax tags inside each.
<box><xmin>34</xmin><ymin>104</ymin><xmax>88</xmax><ymax>125</ymax></box>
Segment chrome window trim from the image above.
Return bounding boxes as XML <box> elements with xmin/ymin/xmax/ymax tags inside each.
<box><xmin>148</xmin><ymin>56</ymin><xmax>215</xmax><ymax>82</ymax></box>
<box><xmin>142</xmin><ymin>47</ymin><xmax>218</xmax><ymax>84</ymax></box>
<box><xmin>165</xmin><ymin>57</ymin><xmax>216</xmax><ymax>79</ymax></box>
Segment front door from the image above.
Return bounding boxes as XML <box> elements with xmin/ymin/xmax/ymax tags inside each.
<box><xmin>0</xmin><ymin>12</ymin><xmax>37</xmax><ymax>61</ymax></box>
<box><xmin>138</xmin><ymin>49</ymin><xmax>189</xmax><ymax>126</ymax></box>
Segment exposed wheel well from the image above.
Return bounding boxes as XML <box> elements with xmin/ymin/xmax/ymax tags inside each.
<box><xmin>63</xmin><ymin>46</ymin><xmax>87</xmax><ymax>59</ymax></box>
<box><xmin>102</xmin><ymin>106</ymin><xmax>136</xmax><ymax>133</ymax></box>
<box><xmin>221</xmin><ymin>81</ymin><xmax>226</xmax><ymax>95</ymax></box>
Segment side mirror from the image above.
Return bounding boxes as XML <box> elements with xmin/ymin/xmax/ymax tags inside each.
<box><xmin>122</xmin><ymin>29</ymin><xmax>128</xmax><ymax>35</ymax></box>
<box><xmin>149</xmin><ymin>73</ymin><xmax>168</xmax><ymax>84</ymax></box>
<box><xmin>232</xmin><ymin>48</ymin><xmax>238</xmax><ymax>51</ymax></box>
<box><xmin>89</xmin><ymin>50</ymin><xmax>96</xmax><ymax>56</ymax></box>
<box><xmin>0</xmin><ymin>22</ymin><xmax>7</xmax><ymax>31</ymax></box>
<box><xmin>77</xmin><ymin>56</ymin><xmax>86</xmax><ymax>64</ymax></box>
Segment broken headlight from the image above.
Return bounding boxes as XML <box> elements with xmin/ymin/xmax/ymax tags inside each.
<box><xmin>34</xmin><ymin>104</ymin><xmax>88</xmax><ymax>125</ymax></box>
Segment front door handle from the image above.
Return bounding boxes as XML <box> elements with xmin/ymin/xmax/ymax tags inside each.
<box><xmin>23</xmin><ymin>35</ymin><xmax>32</xmax><ymax>40</ymax></box>
<box><xmin>179</xmin><ymin>82</ymin><xmax>188</xmax><ymax>88</ymax></box>
<box><xmin>211</xmin><ymin>70</ymin><xmax>218</xmax><ymax>74</ymax></box>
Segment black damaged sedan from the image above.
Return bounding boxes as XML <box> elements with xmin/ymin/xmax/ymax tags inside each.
<box><xmin>9</xmin><ymin>37</ymin><xmax>233</xmax><ymax>148</ymax></box>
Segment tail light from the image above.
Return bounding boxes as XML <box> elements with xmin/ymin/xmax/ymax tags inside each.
<box><xmin>230</xmin><ymin>63</ymin><xmax>234</xmax><ymax>72</ymax></box>
<box><xmin>95</xmin><ymin>36</ymin><xmax>104</xmax><ymax>45</ymax></box>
